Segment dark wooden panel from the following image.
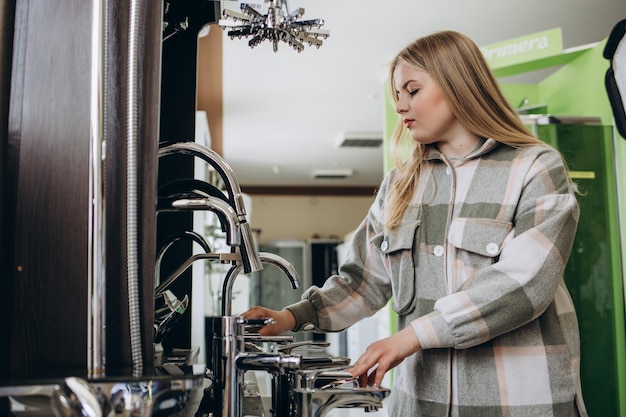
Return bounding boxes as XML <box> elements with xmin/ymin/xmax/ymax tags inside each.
<box><xmin>9</xmin><ymin>0</ymin><xmax>91</xmax><ymax>378</ymax></box>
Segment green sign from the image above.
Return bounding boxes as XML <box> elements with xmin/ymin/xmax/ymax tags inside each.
<box><xmin>480</xmin><ymin>28</ymin><xmax>564</xmax><ymax>69</ymax></box>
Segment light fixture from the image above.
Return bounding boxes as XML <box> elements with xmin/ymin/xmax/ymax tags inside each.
<box><xmin>218</xmin><ymin>0</ymin><xmax>329</xmax><ymax>52</ymax></box>
<box><xmin>337</xmin><ymin>131</ymin><xmax>384</xmax><ymax>148</ymax></box>
<box><xmin>312</xmin><ymin>169</ymin><xmax>354</xmax><ymax>180</ymax></box>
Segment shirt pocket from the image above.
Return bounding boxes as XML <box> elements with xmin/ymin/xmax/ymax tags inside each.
<box><xmin>370</xmin><ymin>219</ymin><xmax>421</xmax><ymax>314</ymax></box>
<box><xmin>447</xmin><ymin>217</ymin><xmax>512</xmax><ymax>258</ymax></box>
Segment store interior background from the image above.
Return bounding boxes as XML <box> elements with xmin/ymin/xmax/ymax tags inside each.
<box><xmin>185</xmin><ymin>1</ymin><xmax>626</xmax><ymax>416</ymax></box>
<box><xmin>190</xmin><ymin>0</ymin><xmax>624</xmax><ymax>248</ymax></box>
<box><xmin>1</xmin><ymin>0</ymin><xmax>624</xmax><ymax>415</ymax></box>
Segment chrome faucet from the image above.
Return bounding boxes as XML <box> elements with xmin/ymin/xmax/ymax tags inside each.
<box><xmin>169</xmin><ymin>197</ymin><xmax>241</xmax><ymax>246</ymax></box>
<box><xmin>293</xmin><ymin>386</ymin><xmax>390</xmax><ymax>417</ymax></box>
<box><xmin>155</xmin><ymin>229</ymin><xmax>212</xmax><ymax>288</ymax></box>
<box><xmin>204</xmin><ymin>250</ymin><xmax>302</xmax><ymax>417</ymax></box>
<box><xmin>158</xmin><ymin>142</ymin><xmax>263</xmax><ymax>273</ymax></box>
<box><xmin>51</xmin><ymin>377</ymin><xmax>113</xmax><ymax>417</ymax></box>
<box><xmin>155</xmin><ymin>251</ymin><xmax>241</xmax><ymax>296</ymax></box>
<box><xmin>221</xmin><ymin>251</ymin><xmax>301</xmax><ymax>316</ymax></box>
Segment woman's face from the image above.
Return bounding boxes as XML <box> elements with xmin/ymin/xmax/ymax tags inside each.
<box><xmin>393</xmin><ymin>62</ymin><xmax>463</xmax><ymax>147</ymax></box>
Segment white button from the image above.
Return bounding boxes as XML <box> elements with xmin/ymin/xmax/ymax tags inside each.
<box><xmin>446</xmin><ymin>167</ymin><xmax>451</xmax><ymax>175</ymax></box>
<box><xmin>434</xmin><ymin>245</ymin><xmax>444</xmax><ymax>257</ymax></box>
<box><xmin>303</xmin><ymin>324</ymin><xmax>315</xmax><ymax>331</ymax></box>
<box><xmin>486</xmin><ymin>242</ymin><xmax>499</xmax><ymax>255</ymax></box>
<box><xmin>380</xmin><ymin>240</ymin><xmax>389</xmax><ymax>251</ymax></box>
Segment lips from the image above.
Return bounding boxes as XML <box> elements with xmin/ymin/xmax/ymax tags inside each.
<box><xmin>403</xmin><ymin>119</ymin><xmax>414</xmax><ymax>128</ymax></box>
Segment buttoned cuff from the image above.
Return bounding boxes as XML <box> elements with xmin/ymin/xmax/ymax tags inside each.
<box><xmin>285</xmin><ymin>299</ymin><xmax>319</xmax><ymax>331</ymax></box>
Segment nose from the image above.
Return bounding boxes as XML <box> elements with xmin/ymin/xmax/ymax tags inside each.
<box><xmin>395</xmin><ymin>96</ymin><xmax>408</xmax><ymax>114</ymax></box>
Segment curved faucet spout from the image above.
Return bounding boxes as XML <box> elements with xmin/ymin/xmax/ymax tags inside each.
<box><xmin>155</xmin><ymin>230</ymin><xmax>212</xmax><ymax>287</ymax></box>
<box><xmin>155</xmin><ymin>252</ymin><xmax>241</xmax><ymax>296</ymax></box>
<box><xmin>221</xmin><ymin>252</ymin><xmax>301</xmax><ymax>316</ymax></box>
<box><xmin>258</xmin><ymin>252</ymin><xmax>301</xmax><ymax>290</ymax></box>
<box><xmin>171</xmin><ymin>197</ymin><xmax>240</xmax><ymax>246</ymax></box>
<box><xmin>158</xmin><ymin>142</ymin><xmax>263</xmax><ymax>273</ymax></box>
<box><xmin>294</xmin><ymin>387</ymin><xmax>390</xmax><ymax>417</ymax></box>
<box><xmin>158</xmin><ymin>142</ymin><xmax>246</xmax><ymax>216</ymax></box>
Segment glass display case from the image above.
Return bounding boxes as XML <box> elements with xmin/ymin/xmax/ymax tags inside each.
<box><xmin>522</xmin><ymin>115</ymin><xmax>626</xmax><ymax>417</ymax></box>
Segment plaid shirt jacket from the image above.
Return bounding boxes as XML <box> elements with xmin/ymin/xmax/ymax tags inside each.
<box><xmin>288</xmin><ymin>139</ymin><xmax>587</xmax><ymax>417</ymax></box>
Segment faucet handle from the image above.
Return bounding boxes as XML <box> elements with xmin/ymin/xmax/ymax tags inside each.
<box><xmin>242</xmin><ymin>334</ymin><xmax>294</xmax><ymax>344</ymax></box>
<box><xmin>275</xmin><ymin>341</ymin><xmax>330</xmax><ymax>355</ymax></box>
<box><xmin>243</xmin><ymin>317</ymin><xmax>277</xmax><ymax>333</ymax></box>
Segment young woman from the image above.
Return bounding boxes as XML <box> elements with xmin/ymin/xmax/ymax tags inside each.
<box><xmin>244</xmin><ymin>30</ymin><xmax>587</xmax><ymax>417</ymax></box>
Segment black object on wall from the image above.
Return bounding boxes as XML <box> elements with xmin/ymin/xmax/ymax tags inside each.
<box><xmin>0</xmin><ymin>1</ymin><xmax>16</xmax><ymax>414</ymax></box>
<box><xmin>157</xmin><ymin>0</ymin><xmax>220</xmax><ymax>352</ymax></box>
<box><xmin>604</xmin><ymin>18</ymin><xmax>626</xmax><ymax>139</ymax></box>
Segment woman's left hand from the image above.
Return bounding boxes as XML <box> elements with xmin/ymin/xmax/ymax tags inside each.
<box><xmin>347</xmin><ymin>326</ymin><xmax>422</xmax><ymax>388</ymax></box>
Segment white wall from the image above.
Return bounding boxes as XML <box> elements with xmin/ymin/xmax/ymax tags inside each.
<box><xmin>248</xmin><ymin>194</ymin><xmax>375</xmax><ymax>244</ymax></box>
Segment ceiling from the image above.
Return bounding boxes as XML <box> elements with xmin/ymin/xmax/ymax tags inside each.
<box><xmin>215</xmin><ymin>0</ymin><xmax>624</xmax><ymax>191</ymax></box>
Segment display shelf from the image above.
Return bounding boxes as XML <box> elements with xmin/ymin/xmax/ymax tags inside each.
<box><xmin>492</xmin><ymin>42</ymin><xmax>599</xmax><ymax>78</ymax></box>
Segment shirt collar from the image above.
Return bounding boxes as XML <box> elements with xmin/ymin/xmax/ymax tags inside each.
<box><xmin>424</xmin><ymin>138</ymin><xmax>498</xmax><ymax>161</ymax></box>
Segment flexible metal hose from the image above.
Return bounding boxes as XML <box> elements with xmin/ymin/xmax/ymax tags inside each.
<box><xmin>126</xmin><ymin>0</ymin><xmax>143</xmax><ymax>377</ymax></box>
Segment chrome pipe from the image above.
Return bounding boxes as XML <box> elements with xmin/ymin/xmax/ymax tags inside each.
<box><xmin>212</xmin><ymin>316</ymin><xmax>245</xmax><ymax>417</ymax></box>
<box><xmin>87</xmin><ymin>0</ymin><xmax>106</xmax><ymax>379</ymax></box>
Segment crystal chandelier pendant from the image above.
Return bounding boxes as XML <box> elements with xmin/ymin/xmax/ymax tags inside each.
<box><xmin>218</xmin><ymin>0</ymin><xmax>329</xmax><ymax>52</ymax></box>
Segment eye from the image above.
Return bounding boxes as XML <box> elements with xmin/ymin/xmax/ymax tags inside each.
<box><xmin>408</xmin><ymin>89</ymin><xmax>419</xmax><ymax>96</ymax></box>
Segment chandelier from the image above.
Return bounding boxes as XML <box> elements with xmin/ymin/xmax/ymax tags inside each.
<box><xmin>218</xmin><ymin>0</ymin><xmax>329</xmax><ymax>52</ymax></box>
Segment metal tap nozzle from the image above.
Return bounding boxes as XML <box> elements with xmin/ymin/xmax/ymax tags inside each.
<box><xmin>236</xmin><ymin>352</ymin><xmax>301</xmax><ymax>375</ymax></box>
<box><xmin>221</xmin><ymin>251</ymin><xmax>301</xmax><ymax>316</ymax></box>
<box><xmin>170</xmin><ymin>197</ymin><xmax>241</xmax><ymax>245</ymax></box>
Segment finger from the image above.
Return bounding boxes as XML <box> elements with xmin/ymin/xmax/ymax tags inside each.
<box><xmin>367</xmin><ymin>370</ymin><xmax>377</xmax><ymax>387</ymax></box>
<box><xmin>356</xmin><ymin>372</ymin><xmax>367</xmax><ymax>388</ymax></box>
<box><xmin>347</xmin><ymin>359</ymin><xmax>371</xmax><ymax>377</ymax></box>
<box><xmin>369</xmin><ymin>364</ymin><xmax>387</xmax><ymax>388</ymax></box>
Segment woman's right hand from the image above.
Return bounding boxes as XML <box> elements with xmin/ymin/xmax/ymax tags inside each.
<box><xmin>242</xmin><ymin>306</ymin><xmax>296</xmax><ymax>336</ymax></box>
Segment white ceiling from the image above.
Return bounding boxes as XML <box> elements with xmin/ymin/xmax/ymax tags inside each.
<box><xmin>218</xmin><ymin>0</ymin><xmax>624</xmax><ymax>189</ymax></box>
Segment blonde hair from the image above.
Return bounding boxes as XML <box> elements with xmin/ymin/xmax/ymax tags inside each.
<box><xmin>385</xmin><ymin>30</ymin><xmax>546</xmax><ymax>230</ymax></box>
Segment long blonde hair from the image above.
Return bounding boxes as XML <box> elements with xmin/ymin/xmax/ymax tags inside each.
<box><xmin>386</xmin><ymin>30</ymin><xmax>546</xmax><ymax>230</ymax></box>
